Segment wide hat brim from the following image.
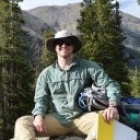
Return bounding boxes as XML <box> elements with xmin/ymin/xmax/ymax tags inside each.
<box><xmin>46</xmin><ymin>35</ymin><xmax>82</xmax><ymax>54</ymax></box>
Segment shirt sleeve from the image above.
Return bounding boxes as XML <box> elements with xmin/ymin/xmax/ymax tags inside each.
<box><xmin>32</xmin><ymin>69</ymin><xmax>50</xmax><ymax>116</ymax></box>
<box><xmin>88</xmin><ymin>62</ymin><xmax>121</xmax><ymax>105</ymax></box>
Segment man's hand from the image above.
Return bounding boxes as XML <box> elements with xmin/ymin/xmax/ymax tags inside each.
<box><xmin>33</xmin><ymin>115</ymin><xmax>46</xmax><ymax>133</ymax></box>
<box><xmin>102</xmin><ymin>106</ymin><xmax>118</xmax><ymax>122</ymax></box>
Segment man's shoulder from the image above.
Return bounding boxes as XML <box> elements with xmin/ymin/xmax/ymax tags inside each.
<box><xmin>80</xmin><ymin>58</ymin><xmax>98</xmax><ymax>66</ymax></box>
<box><xmin>40</xmin><ymin>64</ymin><xmax>56</xmax><ymax>75</ymax></box>
<box><xmin>79</xmin><ymin>58</ymin><xmax>103</xmax><ymax>71</ymax></box>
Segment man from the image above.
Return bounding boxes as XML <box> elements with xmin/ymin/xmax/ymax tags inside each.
<box><xmin>14</xmin><ymin>30</ymin><xmax>121</xmax><ymax>140</ymax></box>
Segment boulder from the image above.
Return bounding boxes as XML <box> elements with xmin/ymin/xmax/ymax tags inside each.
<box><xmin>36</xmin><ymin>136</ymin><xmax>85</xmax><ymax>140</ymax></box>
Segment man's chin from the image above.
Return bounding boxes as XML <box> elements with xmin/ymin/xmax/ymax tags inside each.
<box><xmin>60</xmin><ymin>54</ymin><xmax>72</xmax><ymax>59</ymax></box>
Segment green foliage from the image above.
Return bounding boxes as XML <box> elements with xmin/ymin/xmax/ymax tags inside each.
<box><xmin>39</xmin><ymin>29</ymin><xmax>56</xmax><ymax>72</ymax></box>
<box><xmin>0</xmin><ymin>0</ymin><xmax>35</xmax><ymax>139</ymax></box>
<box><xmin>129</xmin><ymin>67</ymin><xmax>140</xmax><ymax>97</ymax></box>
<box><xmin>77</xmin><ymin>0</ymin><xmax>129</xmax><ymax>92</ymax></box>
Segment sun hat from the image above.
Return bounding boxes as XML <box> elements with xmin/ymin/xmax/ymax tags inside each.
<box><xmin>46</xmin><ymin>30</ymin><xmax>82</xmax><ymax>53</ymax></box>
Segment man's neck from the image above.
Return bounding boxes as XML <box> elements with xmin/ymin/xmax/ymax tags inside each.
<box><xmin>57</xmin><ymin>55</ymin><xmax>74</xmax><ymax>70</ymax></box>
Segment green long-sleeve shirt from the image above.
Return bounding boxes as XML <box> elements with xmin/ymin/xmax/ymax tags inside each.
<box><xmin>32</xmin><ymin>57</ymin><xmax>121</xmax><ymax>126</ymax></box>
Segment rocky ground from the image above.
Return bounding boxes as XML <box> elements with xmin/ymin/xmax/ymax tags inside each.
<box><xmin>36</xmin><ymin>136</ymin><xmax>85</xmax><ymax>140</ymax></box>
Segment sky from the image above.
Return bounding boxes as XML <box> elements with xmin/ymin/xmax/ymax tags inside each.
<box><xmin>19</xmin><ymin>0</ymin><xmax>140</xmax><ymax>18</ymax></box>
<box><xmin>19</xmin><ymin>0</ymin><xmax>82</xmax><ymax>10</ymax></box>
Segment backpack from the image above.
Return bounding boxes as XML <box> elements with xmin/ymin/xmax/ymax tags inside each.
<box><xmin>119</xmin><ymin>96</ymin><xmax>140</xmax><ymax>131</ymax></box>
<box><xmin>78</xmin><ymin>85</ymin><xmax>140</xmax><ymax>130</ymax></box>
<box><xmin>78</xmin><ymin>84</ymin><xmax>108</xmax><ymax>111</ymax></box>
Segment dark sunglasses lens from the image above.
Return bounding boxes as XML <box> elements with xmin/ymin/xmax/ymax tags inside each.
<box><xmin>56</xmin><ymin>39</ymin><xmax>72</xmax><ymax>46</ymax></box>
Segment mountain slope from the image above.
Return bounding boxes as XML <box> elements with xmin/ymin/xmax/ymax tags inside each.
<box><xmin>23</xmin><ymin>3</ymin><xmax>140</xmax><ymax>68</ymax></box>
<box><xmin>27</xmin><ymin>3</ymin><xmax>81</xmax><ymax>34</ymax></box>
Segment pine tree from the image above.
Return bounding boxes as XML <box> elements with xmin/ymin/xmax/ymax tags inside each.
<box><xmin>0</xmin><ymin>0</ymin><xmax>35</xmax><ymax>139</ymax></box>
<box><xmin>130</xmin><ymin>67</ymin><xmax>140</xmax><ymax>97</ymax></box>
<box><xmin>77</xmin><ymin>0</ymin><xmax>99</xmax><ymax>60</ymax></box>
<box><xmin>77</xmin><ymin>0</ymin><xmax>129</xmax><ymax>92</ymax></box>
<box><xmin>39</xmin><ymin>29</ymin><xmax>56</xmax><ymax>73</ymax></box>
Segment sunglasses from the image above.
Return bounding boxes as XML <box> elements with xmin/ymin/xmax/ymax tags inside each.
<box><xmin>55</xmin><ymin>39</ymin><xmax>73</xmax><ymax>46</ymax></box>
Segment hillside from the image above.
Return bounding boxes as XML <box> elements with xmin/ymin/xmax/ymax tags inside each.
<box><xmin>23</xmin><ymin>3</ymin><xmax>140</xmax><ymax>68</ymax></box>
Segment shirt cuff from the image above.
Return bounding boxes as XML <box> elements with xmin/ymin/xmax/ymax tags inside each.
<box><xmin>108</xmin><ymin>101</ymin><xmax>117</xmax><ymax>107</ymax></box>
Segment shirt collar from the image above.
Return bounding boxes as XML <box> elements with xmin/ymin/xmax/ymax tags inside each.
<box><xmin>53</xmin><ymin>56</ymin><xmax>79</xmax><ymax>71</ymax></box>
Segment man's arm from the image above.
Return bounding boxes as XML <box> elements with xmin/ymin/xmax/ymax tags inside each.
<box><xmin>32</xmin><ymin>69</ymin><xmax>50</xmax><ymax>132</ymax></box>
<box><xmin>88</xmin><ymin>62</ymin><xmax>121</xmax><ymax>121</ymax></box>
<box><xmin>32</xmin><ymin>69</ymin><xmax>50</xmax><ymax>117</ymax></box>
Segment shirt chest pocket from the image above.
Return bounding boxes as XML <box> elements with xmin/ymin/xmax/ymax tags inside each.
<box><xmin>48</xmin><ymin>81</ymin><xmax>68</xmax><ymax>96</ymax></box>
<box><xmin>47</xmin><ymin>71</ymin><xmax>90</xmax><ymax>97</ymax></box>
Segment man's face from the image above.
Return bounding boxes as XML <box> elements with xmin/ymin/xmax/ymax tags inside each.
<box><xmin>55</xmin><ymin>38</ymin><xmax>74</xmax><ymax>58</ymax></box>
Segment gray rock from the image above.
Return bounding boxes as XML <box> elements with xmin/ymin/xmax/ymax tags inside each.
<box><xmin>36</xmin><ymin>136</ymin><xmax>85</xmax><ymax>140</ymax></box>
